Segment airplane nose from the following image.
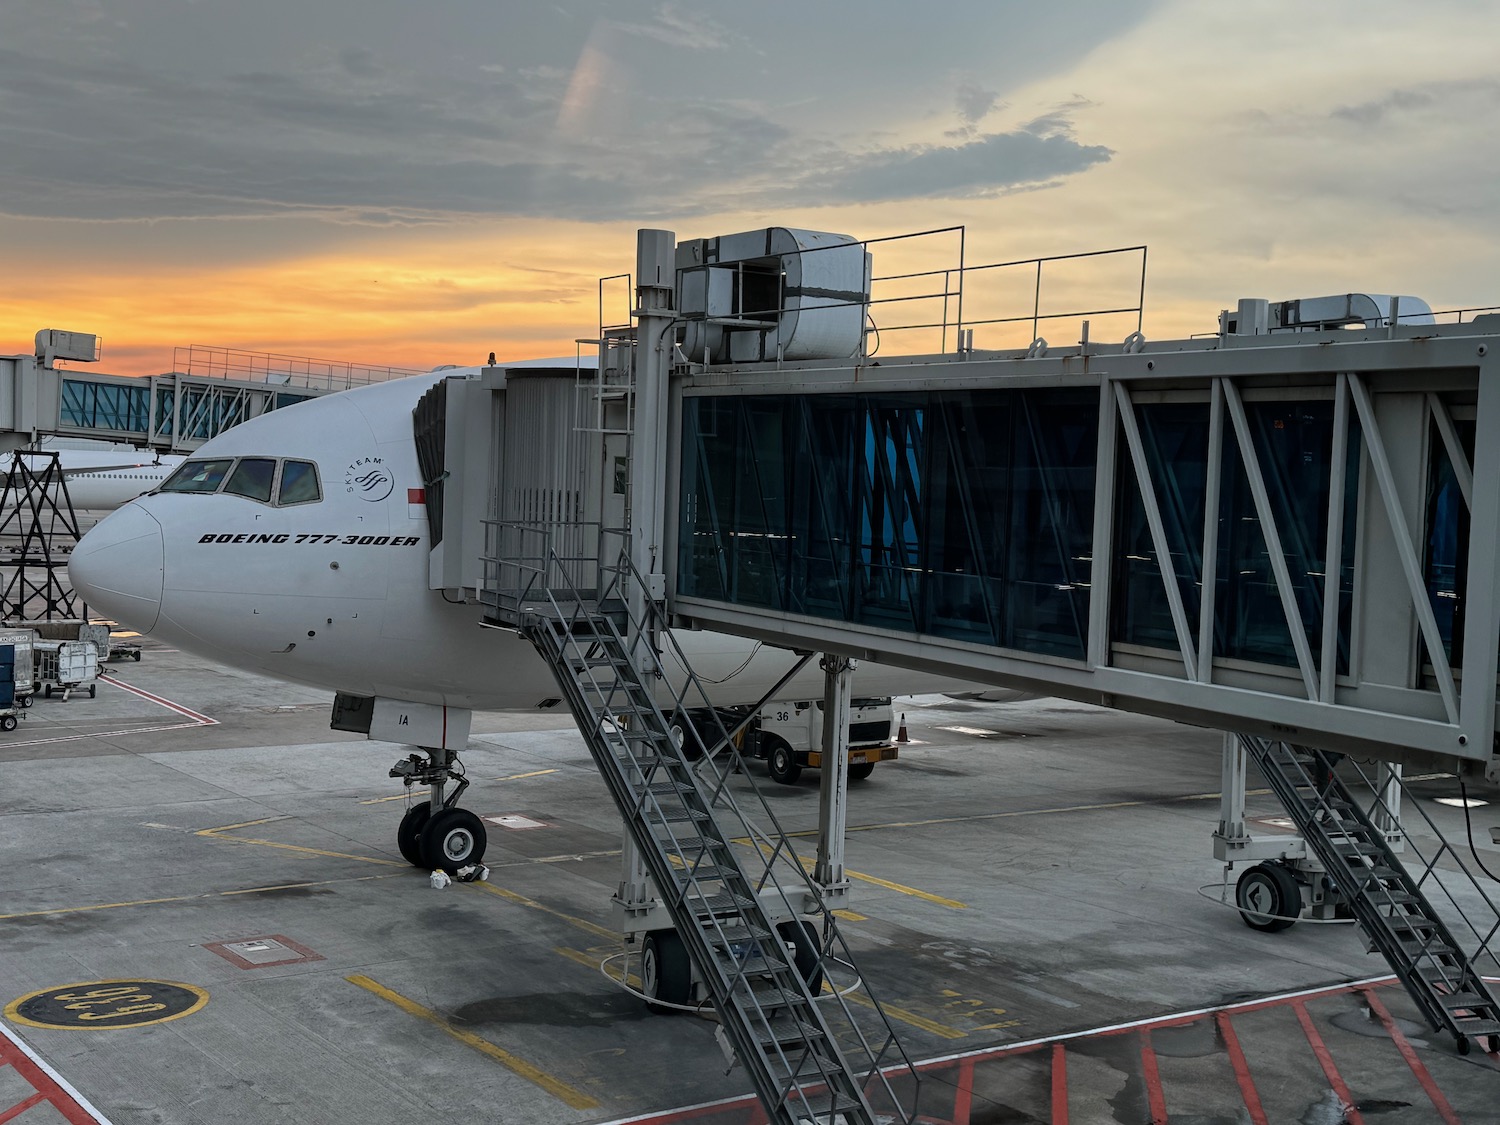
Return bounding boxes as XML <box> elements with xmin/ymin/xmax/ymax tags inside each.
<box><xmin>68</xmin><ymin>503</ymin><xmax>164</xmax><ymax>633</ymax></box>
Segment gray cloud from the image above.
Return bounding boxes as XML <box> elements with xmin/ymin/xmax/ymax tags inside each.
<box><xmin>1332</xmin><ymin>79</ymin><xmax>1500</xmax><ymax>126</ymax></box>
<box><xmin>788</xmin><ymin>131</ymin><xmax>1112</xmax><ymax>205</ymax></box>
<box><xmin>0</xmin><ymin>3</ymin><xmax>1127</xmax><ymax>226</ymax></box>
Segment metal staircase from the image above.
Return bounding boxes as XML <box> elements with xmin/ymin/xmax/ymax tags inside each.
<box><xmin>483</xmin><ymin>524</ymin><xmax>919</xmax><ymax>1125</ymax></box>
<box><xmin>1244</xmin><ymin>736</ymin><xmax>1500</xmax><ymax>1055</ymax></box>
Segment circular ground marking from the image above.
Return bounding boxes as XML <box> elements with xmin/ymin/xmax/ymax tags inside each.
<box><xmin>4</xmin><ymin>980</ymin><xmax>208</xmax><ymax>1030</ymax></box>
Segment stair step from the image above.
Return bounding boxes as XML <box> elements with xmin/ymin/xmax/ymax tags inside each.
<box><xmin>693</xmin><ymin>891</ymin><xmax>756</xmax><ymax>914</ymax></box>
<box><xmin>1441</xmin><ymin>992</ymin><xmax>1497</xmax><ymax>1011</ymax></box>
<box><xmin>1331</xmin><ymin>841</ymin><xmax>1384</xmax><ymax>857</ymax></box>
<box><xmin>1400</xmin><ymin>939</ymin><xmax>1458</xmax><ymax>959</ymax></box>
<box><xmin>642</xmin><ymin>780</ymin><xmax>698</xmax><ymax>796</ymax></box>
<box><xmin>737</xmin><ymin>982</ymin><xmax>811</xmax><ymax>1011</ymax></box>
<box><xmin>1381</xmin><ymin>915</ymin><xmax>1439</xmax><ymax>933</ymax></box>
<box><xmin>706</xmin><ymin>922</ymin><xmax>775</xmax><ymax>944</ymax></box>
<box><xmin>1453</xmin><ymin>1018</ymin><xmax>1500</xmax><ymax>1035</ymax></box>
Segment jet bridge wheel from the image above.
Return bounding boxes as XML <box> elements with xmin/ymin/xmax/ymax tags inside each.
<box><xmin>642</xmin><ymin>929</ymin><xmax>692</xmax><ymax>1012</ymax></box>
<box><xmin>420</xmin><ymin>807</ymin><xmax>487</xmax><ymax>873</ymax></box>
<box><xmin>396</xmin><ymin>803</ymin><xmax>431</xmax><ymax>867</ymax></box>
<box><xmin>777</xmin><ymin>918</ymin><xmax>825</xmax><ymax>994</ymax></box>
<box><xmin>1235</xmin><ymin>862</ymin><xmax>1302</xmax><ymax>932</ymax></box>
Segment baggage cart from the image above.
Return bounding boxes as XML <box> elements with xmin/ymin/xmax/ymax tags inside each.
<box><xmin>34</xmin><ymin>640</ymin><xmax>99</xmax><ymax>700</ymax></box>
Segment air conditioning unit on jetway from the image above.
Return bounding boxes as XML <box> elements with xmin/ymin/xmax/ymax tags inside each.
<box><xmin>676</xmin><ymin>227</ymin><xmax>871</xmax><ymax>365</ymax></box>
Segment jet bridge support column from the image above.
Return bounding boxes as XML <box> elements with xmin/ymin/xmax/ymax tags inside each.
<box><xmin>812</xmin><ymin>654</ymin><xmax>855</xmax><ymax>907</ymax></box>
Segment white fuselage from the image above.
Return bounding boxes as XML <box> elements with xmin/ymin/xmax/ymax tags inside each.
<box><xmin>68</xmin><ymin>372</ymin><xmax>981</xmax><ymax>712</ymax></box>
<box><xmin>10</xmin><ymin>451</ymin><xmax>184</xmax><ymax>512</ymax></box>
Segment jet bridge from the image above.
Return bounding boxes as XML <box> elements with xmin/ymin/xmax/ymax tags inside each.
<box><xmin>0</xmin><ymin>333</ymin><xmax>405</xmax><ymax>453</ymax></box>
<box><xmin>666</xmin><ymin>301</ymin><xmax>1500</xmax><ymax>781</ymax></box>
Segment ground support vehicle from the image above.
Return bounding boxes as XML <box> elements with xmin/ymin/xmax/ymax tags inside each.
<box><xmin>674</xmin><ymin>697</ymin><xmax>898</xmax><ymax>785</ymax></box>
<box><xmin>0</xmin><ymin>627</ymin><xmax>37</xmax><ymax>710</ymax></box>
<box><xmin>0</xmin><ymin>640</ymin><xmax>24</xmax><ymax>730</ymax></box>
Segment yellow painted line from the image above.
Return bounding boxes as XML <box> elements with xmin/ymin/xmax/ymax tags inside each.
<box><xmin>198</xmin><ymin>816</ymin><xmax>290</xmax><ymax>833</ymax></box>
<box><xmin>471</xmin><ymin>881</ymin><xmax>616</xmax><ymax>941</ymax></box>
<box><xmin>197</xmin><ymin>818</ymin><xmax>403</xmax><ymax>866</ymax></box>
<box><xmin>734</xmin><ymin>839</ymin><xmax>968</xmax><ymax>910</ymax></box>
<box><xmin>844</xmin><ymin>870</ymin><xmax>966</xmax><ymax>910</ymax></box>
<box><xmin>489</xmin><ymin>769</ymin><xmax>560</xmax><ymax>782</ymax></box>
<box><xmin>200</xmin><ymin>833</ymin><xmax>405</xmax><ymax>866</ymax></box>
<box><xmin>0</xmin><ymin>874</ymin><xmax>402</xmax><ymax>921</ymax></box>
<box><xmin>842</xmin><ymin>988</ymin><xmax>967</xmax><ymax>1040</ymax></box>
<box><xmin>360</xmin><ymin>793</ymin><xmax>421</xmax><ymax>805</ymax></box>
<box><xmin>831</xmin><ymin>909</ymin><xmax>866</xmax><ymax>922</ymax></box>
<box><xmin>346</xmin><ymin>975</ymin><xmax>598</xmax><ymax>1110</ymax></box>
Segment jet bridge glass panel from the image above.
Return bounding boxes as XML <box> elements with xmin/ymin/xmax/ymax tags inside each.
<box><xmin>679</xmin><ymin>388</ymin><xmax>1098</xmax><ymax>659</ymax></box>
<box><xmin>1112</xmin><ymin>398</ymin><xmax>1360</xmax><ymax>673</ymax></box>
<box><xmin>60</xmin><ymin>379</ymin><xmax>150</xmax><ymax>436</ymax></box>
<box><xmin>1424</xmin><ymin>415</ymin><xmax>1476</xmax><ymax>668</ymax></box>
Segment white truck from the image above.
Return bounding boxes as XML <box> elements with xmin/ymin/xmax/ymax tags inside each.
<box><xmin>673</xmin><ymin>697</ymin><xmax>898</xmax><ymax>784</ymax></box>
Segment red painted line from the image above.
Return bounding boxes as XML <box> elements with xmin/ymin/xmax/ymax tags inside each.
<box><xmin>951</xmin><ymin>1057</ymin><xmax>974</xmax><ymax>1124</ymax></box>
<box><xmin>1360</xmin><ymin>989</ymin><xmax>1462</xmax><ymax>1124</ymax></box>
<box><xmin>1215</xmin><ymin>1011</ymin><xmax>1269</xmax><ymax>1125</ymax></box>
<box><xmin>0</xmin><ymin>1093</ymin><xmax>46</xmax><ymax>1124</ymax></box>
<box><xmin>1139</xmin><ymin>1030</ymin><xmax>1167</xmax><ymax>1124</ymax></box>
<box><xmin>0</xmin><ymin>1028</ymin><xmax>109</xmax><ymax>1124</ymax></box>
<box><xmin>1292</xmin><ymin>1000</ymin><xmax>1364</xmax><ymax>1125</ymax></box>
<box><xmin>95</xmin><ymin>671</ymin><xmax>218</xmax><ymax>724</ymax></box>
<box><xmin>1050</xmin><ymin>1043</ymin><xmax>1068</xmax><ymax>1125</ymax></box>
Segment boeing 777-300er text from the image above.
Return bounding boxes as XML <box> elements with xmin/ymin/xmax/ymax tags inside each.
<box><xmin>67</xmin><ymin>360</ymin><xmax>1016</xmax><ymax>870</ymax></box>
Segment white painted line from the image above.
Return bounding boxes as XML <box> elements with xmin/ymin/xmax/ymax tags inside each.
<box><xmin>936</xmin><ymin>725</ymin><xmax>1001</xmax><ymax>737</ymax></box>
<box><xmin>0</xmin><ymin>1022</ymin><xmax>115</xmax><ymax>1124</ymax></box>
<box><xmin>95</xmin><ymin>672</ymin><xmax>218</xmax><ymax>725</ymax></box>
<box><xmin>7</xmin><ymin>722</ymin><xmax>208</xmax><ymax>748</ymax></box>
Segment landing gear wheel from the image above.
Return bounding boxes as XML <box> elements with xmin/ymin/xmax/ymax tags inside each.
<box><xmin>43</xmin><ymin>685</ymin><xmax>51</xmax><ymax>698</ymax></box>
<box><xmin>767</xmin><ymin>737</ymin><xmax>801</xmax><ymax>785</ymax></box>
<box><xmin>669</xmin><ymin>712</ymin><xmax>706</xmax><ymax>762</ymax></box>
<box><xmin>0</xmin><ymin>715</ymin><xmax>15</xmax><ymax>732</ymax></box>
<box><xmin>1236</xmin><ymin>862</ymin><xmax>1302</xmax><ymax>932</ymax></box>
<box><xmin>848</xmin><ymin>761</ymin><xmax>875</xmax><ymax>781</ymax></box>
<box><xmin>420</xmin><ymin>807</ymin><xmax>487</xmax><ymax>873</ymax></box>
<box><xmin>777</xmin><ymin>918</ymin><xmax>825</xmax><ymax>994</ymax></box>
<box><xmin>397</xmin><ymin>803</ymin><xmax>432</xmax><ymax>867</ymax></box>
<box><xmin>642</xmin><ymin>929</ymin><xmax>692</xmax><ymax>1011</ymax></box>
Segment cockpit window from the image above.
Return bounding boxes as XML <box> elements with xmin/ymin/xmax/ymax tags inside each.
<box><xmin>160</xmin><ymin>459</ymin><xmax>233</xmax><ymax>493</ymax></box>
<box><xmin>278</xmin><ymin>460</ymin><xmax>321</xmax><ymax>505</ymax></box>
<box><xmin>224</xmin><ymin>457</ymin><xmax>277</xmax><ymax>502</ymax></box>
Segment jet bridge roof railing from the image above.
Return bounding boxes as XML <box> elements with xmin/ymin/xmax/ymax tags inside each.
<box><xmin>665</xmin><ymin>317</ymin><xmax>1500</xmax><ymax>777</ymax></box>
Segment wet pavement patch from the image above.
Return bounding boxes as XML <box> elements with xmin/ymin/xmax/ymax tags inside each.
<box><xmin>5</xmin><ymin>980</ymin><xmax>207</xmax><ymax>1029</ymax></box>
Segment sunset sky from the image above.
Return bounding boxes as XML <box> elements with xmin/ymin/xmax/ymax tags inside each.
<box><xmin>4</xmin><ymin>1</ymin><xmax>1499</xmax><ymax>376</ymax></box>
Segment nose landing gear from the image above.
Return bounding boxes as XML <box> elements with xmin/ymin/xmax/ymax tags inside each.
<box><xmin>390</xmin><ymin>746</ymin><xmax>488</xmax><ymax>873</ymax></box>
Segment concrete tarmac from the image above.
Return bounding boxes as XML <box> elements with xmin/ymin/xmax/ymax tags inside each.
<box><xmin>1</xmin><ymin>638</ymin><xmax>1497</xmax><ymax>1123</ymax></box>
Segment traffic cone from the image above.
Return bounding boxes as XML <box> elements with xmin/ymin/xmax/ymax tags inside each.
<box><xmin>896</xmin><ymin>713</ymin><xmax>909</xmax><ymax>743</ymax></box>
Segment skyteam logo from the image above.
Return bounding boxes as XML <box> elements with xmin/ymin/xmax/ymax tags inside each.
<box><xmin>344</xmin><ymin>456</ymin><xmax>394</xmax><ymax>502</ymax></box>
